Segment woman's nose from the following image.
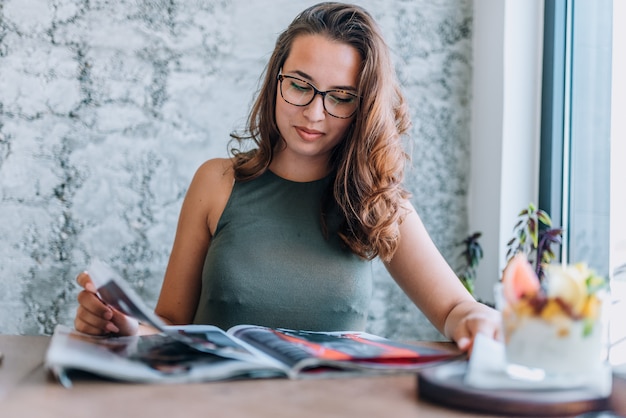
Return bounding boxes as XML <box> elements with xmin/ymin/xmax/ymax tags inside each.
<box><xmin>303</xmin><ymin>93</ymin><xmax>326</xmax><ymax>121</ymax></box>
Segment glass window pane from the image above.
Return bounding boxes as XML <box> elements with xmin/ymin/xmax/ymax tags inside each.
<box><xmin>567</xmin><ymin>0</ymin><xmax>612</xmax><ymax>276</ymax></box>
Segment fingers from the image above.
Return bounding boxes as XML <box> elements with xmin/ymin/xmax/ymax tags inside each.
<box><xmin>74</xmin><ymin>309</ymin><xmax>119</xmax><ymax>335</ymax></box>
<box><xmin>75</xmin><ymin>270</ymin><xmax>120</xmax><ymax>335</ymax></box>
<box><xmin>75</xmin><ymin>290</ymin><xmax>119</xmax><ymax>335</ymax></box>
<box><xmin>75</xmin><ymin>271</ymin><xmax>97</xmax><ymax>293</ymax></box>
<box><xmin>456</xmin><ymin>337</ymin><xmax>472</xmax><ymax>352</ymax></box>
<box><xmin>111</xmin><ymin>308</ymin><xmax>139</xmax><ymax>336</ymax></box>
<box><xmin>453</xmin><ymin>305</ymin><xmax>502</xmax><ymax>355</ymax></box>
<box><xmin>74</xmin><ymin>270</ymin><xmax>139</xmax><ymax>336</ymax></box>
<box><xmin>468</xmin><ymin>317</ymin><xmax>501</xmax><ymax>342</ymax></box>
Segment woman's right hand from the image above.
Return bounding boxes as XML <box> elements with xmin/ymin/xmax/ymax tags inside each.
<box><xmin>74</xmin><ymin>271</ymin><xmax>139</xmax><ymax>336</ymax></box>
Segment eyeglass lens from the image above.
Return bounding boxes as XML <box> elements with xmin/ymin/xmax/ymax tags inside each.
<box><xmin>278</xmin><ymin>75</ymin><xmax>358</xmax><ymax>119</ymax></box>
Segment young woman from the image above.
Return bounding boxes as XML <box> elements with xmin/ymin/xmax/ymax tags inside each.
<box><xmin>75</xmin><ymin>2</ymin><xmax>500</xmax><ymax>352</ymax></box>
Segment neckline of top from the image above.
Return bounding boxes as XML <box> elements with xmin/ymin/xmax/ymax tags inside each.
<box><xmin>266</xmin><ymin>169</ymin><xmax>333</xmax><ymax>185</ymax></box>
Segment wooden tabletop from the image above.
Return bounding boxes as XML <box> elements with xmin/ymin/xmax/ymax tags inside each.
<box><xmin>1</xmin><ymin>334</ymin><xmax>625</xmax><ymax>418</ymax></box>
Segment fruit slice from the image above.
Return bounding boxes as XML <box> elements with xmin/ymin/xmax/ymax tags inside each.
<box><xmin>502</xmin><ymin>253</ymin><xmax>541</xmax><ymax>304</ymax></box>
<box><xmin>544</xmin><ymin>263</ymin><xmax>588</xmax><ymax>315</ymax></box>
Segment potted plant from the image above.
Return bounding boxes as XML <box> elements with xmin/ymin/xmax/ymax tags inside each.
<box><xmin>456</xmin><ymin>232</ymin><xmax>483</xmax><ymax>297</ymax></box>
<box><xmin>504</xmin><ymin>202</ymin><xmax>563</xmax><ymax>282</ymax></box>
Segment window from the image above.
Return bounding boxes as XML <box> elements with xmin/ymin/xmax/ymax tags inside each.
<box><xmin>539</xmin><ymin>0</ymin><xmax>625</xmax><ymax>365</ymax></box>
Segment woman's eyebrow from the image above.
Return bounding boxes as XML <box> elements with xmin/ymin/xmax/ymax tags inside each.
<box><xmin>288</xmin><ymin>69</ymin><xmax>357</xmax><ymax>92</ymax></box>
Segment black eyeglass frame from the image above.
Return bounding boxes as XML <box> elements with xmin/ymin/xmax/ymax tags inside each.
<box><xmin>277</xmin><ymin>73</ymin><xmax>359</xmax><ymax>119</ymax></box>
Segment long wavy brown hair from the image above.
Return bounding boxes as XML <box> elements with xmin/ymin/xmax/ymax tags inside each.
<box><xmin>229</xmin><ymin>2</ymin><xmax>411</xmax><ymax>262</ymax></box>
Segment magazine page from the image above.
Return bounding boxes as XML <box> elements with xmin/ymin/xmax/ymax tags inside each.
<box><xmin>228</xmin><ymin>325</ymin><xmax>464</xmax><ymax>377</ymax></box>
<box><xmin>87</xmin><ymin>259</ymin><xmax>252</xmax><ymax>361</ymax></box>
<box><xmin>45</xmin><ymin>324</ymin><xmax>287</xmax><ymax>386</ymax></box>
<box><xmin>87</xmin><ymin>258</ymin><xmax>168</xmax><ymax>330</ymax></box>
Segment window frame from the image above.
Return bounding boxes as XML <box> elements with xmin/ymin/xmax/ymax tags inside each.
<box><xmin>538</xmin><ymin>0</ymin><xmax>613</xmax><ymax>276</ymax></box>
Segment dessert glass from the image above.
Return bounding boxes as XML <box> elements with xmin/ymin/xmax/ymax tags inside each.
<box><xmin>497</xmin><ymin>256</ymin><xmax>609</xmax><ymax>378</ymax></box>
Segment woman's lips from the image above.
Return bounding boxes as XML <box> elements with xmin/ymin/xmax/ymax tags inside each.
<box><xmin>295</xmin><ymin>126</ymin><xmax>323</xmax><ymax>141</ymax></box>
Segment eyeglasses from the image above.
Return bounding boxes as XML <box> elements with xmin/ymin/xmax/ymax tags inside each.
<box><xmin>277</xmin><ymin>73</ymin><xmax>359</xmax><ymax>119</ymax></box>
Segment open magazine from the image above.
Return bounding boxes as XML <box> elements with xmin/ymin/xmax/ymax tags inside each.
<box><xmin>45</xmin><ymin>259</ymin><xmax>463</xmax><ymax>385</ymax></box>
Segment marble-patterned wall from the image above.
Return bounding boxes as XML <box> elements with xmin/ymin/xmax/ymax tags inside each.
<box><xmin>0</xmin><ymin>0</ymin><xmax>472</xmax><ymax>340</ymax></box>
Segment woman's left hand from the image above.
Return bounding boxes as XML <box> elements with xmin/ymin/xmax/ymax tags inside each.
<box><xmin>444</xmin><ymin>300</ymin><xmax>502</xmax><ymax>355</ymax></box>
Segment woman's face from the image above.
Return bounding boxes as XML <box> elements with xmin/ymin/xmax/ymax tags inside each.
<box><xmin>275</xmin><ymin>34</ymin><xmax>361</xmax><ymax>167</ymax></box>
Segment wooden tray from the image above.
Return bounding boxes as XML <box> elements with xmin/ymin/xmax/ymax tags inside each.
<box><xmin>417</xmin><ymin>361</ymin><xmax>610</xmax><ymax>416</ymax></box>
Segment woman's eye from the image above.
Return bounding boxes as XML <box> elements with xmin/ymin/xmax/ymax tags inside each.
<box><xmin>328</xmin><ymin>93</ymin><xmax>356</xmax><ymax>105</ymax></box>
<box><xmin>290</xmin><ymin>81</ymin><xmax>311</xmax><ymax>92</ymax></box>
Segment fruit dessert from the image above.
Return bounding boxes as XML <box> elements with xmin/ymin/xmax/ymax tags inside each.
<box><xmin>500</xmin><ymin>253</ymin><xmax>607</xmax><ymax>374</ymax></box>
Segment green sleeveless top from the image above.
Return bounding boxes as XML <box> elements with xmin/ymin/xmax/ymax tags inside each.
<box><xmin>192</xmin><ymin>170</ymin><xmax>372</xmax><ymax>331</ymax></box>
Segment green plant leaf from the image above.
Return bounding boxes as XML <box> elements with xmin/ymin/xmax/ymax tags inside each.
<box><xmin>529</xmin><ymin>218</ymin><xmax>538</xmax><ymax>248</ymax></box>
<box><xmin>505</xmin><ymin>202</ymin><xmax>564</xmax><ymax>282</ymax></box>
<box><xmin>582</xmin><ymin>318</ymin><xmax>594</xmax><ymax>337</ymax></box>
<box><xmin>537</xmin><ymin>210</ymin><xmax>553</xmax><ymax>227</ymax></box>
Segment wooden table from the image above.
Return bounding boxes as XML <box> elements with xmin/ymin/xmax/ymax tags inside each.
<box><xmin>1</xmin><ymin>335</ymin><xmax>625</xmax><ymax>418</ymax></box>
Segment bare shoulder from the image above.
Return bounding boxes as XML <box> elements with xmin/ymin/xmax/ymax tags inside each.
<box><xmin>395</xmin><ymin>200</ymin><xmax>430</xmax><ymax>247</ymax></box>
<box><xmin>188</xmin><ymin>157</ymin><xmax>235</xmax><ymax>206</ymax></box>
<box><xmin>398</xmin><ymin>199</ymin><xmax>419</xmax><ymax>223</ymax></box>
<box><xmin>193</xmin><ymin>157</ymin><xmax>235</xmax><ymax>186</ymax></box>
<box><xmin>187</xmin><ymin>158</ymin><xmax>235</xmax><ymax>234</ymax></box>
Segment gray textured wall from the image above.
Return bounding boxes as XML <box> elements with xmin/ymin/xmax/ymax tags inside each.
<box><xmin>0</xmin><ymin>0</ymin><xmax>473</xmax><ymax>340</ymax></box>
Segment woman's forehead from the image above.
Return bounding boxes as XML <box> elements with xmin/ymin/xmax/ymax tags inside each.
<box><xmin>282</xmin><ymin>34</ymin><xmax>361</xmax><ymax>89</ymax></box>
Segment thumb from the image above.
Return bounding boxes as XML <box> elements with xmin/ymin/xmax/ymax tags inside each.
<box><xmin>110</xmin><ymin>309</ymin><xmax>139</xmax><ymax>336</ymax></box>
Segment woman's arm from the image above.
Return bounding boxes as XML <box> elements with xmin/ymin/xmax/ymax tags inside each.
<box><xmin>384</xmin><ymin>202</ymin><xmax>501</xmax><ymax>351</ymax></box>
<box><xmin>73</xmin><ymin>158</ymin><xmax>233</xmax><ymax>335</ymax></box>
<box><xmin>154</xmin><ymin>158</ymin><xmax>234</xmax><ymax>325</ymax></box>
<box><xmin>73</xmin><ymin>158</ymin><xmax>234</xmax><ymax>335</ymax></box>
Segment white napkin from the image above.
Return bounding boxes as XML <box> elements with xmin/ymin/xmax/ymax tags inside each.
<box><xmin>464</xmin><ymin>333</ymin><xmax>612</xmax><ymax>396</ymax></box>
